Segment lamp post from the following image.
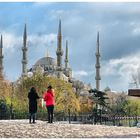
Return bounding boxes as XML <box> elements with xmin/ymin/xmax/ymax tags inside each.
<box><xmin>10</xmin><ymin>82</ymin><xmax>14</xmax><ymax>119</ymax></box>
<box><xmin>136</xmin><ymin>106</ymin><xmax>138</xmax><ymax>125</ymax></box>
<box><xmin>63</xmin><ymin>91</ymin><xmax>68</xmax><ymax>121</ymax></box>
<box><xmin>104</xmin><ymin>108</ymin><xmax>107</xmax><ymax>125</ymax></box>
<box><xmin>93</xmin><ymin>96</ymin><xmax>99</xmax><ymax>124</ymax></box>
<box><xmin>64</xmin><ymin>91</ymin><xmax>71</xmax><ymax>124</ymax></box>
<box><xmin>68</xmin><ymin>108</ymin><xmax>71</xmax><ymax>124</ymax></box>
<box><xmin>98</xmin><ymin>104</ymin><xmax>102</xmax><ymax>124</ymax></box>
<box><xmin>128</xmin><ymin>107</ymin><xmax>131</xmax><ymax>127</ymax></box>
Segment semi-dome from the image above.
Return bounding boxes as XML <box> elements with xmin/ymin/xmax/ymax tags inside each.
<box><xmin>34</xmin><ymin>56</ymin><xmax>57</xmax><ymax>66</ymax></box>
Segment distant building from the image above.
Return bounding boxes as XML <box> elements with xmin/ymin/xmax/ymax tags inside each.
<box><xmin>128</xmin><ymin>89</ymin><xmax>140</xmax><ymax>97</ymax></box>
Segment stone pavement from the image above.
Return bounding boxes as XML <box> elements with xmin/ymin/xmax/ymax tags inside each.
<box><xmin>0</xmin><ymin>120</ymin><xmax>140</xmax><ymax>138</ymax></box>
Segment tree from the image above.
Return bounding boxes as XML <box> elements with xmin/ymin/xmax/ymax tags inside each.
<box><xmin>124</xmin><ymin>98</ymin><xmax>140</xmax><ymax>116</ymax></box>
<box><xmin>79</xmin><ymin>95</ymin><xmax>93</xmax><ymax>114</ymax></box>
<box><xmin>13</xmin><ymin>72</ymin><xmax>81</xmax><ymax>118</ymax></box>
<box><xmin>107</xmin><ymin>92</ymin><xmax>128</xmax><ymax>116</ymax></box>
<box><xmin>89</xmin><ymin>88</ymin><xmax>109</xmax><ymax>124</ymax></box>
<box><xmin>0</xmin><ymin>80</ymin><xmax>12</xmax><ymax>106</ymax></box>
<box><xmin>89</xmin><ymin>89</ymin><xmax>109</xmax><ymax>107</ymax></box>
<box><xmin>0</xmin><ymin>79</ymin><xmax>12</xmax><ymax>119</ymax></box>
<box><xmin>130</xmin><ymin>66</ymin><xmax>140</xmax><ymax>88</ymax></box>
<box><xmin>72</xmin><ymin>80</ymin><xmax>84</xmax><ymax>96</ymax></box>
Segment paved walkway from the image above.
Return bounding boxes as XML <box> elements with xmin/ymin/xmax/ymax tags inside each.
<box><xmin>0</xmin><ymin>120</ymin><xmax>140</xmax><ymax>138</ymax></box>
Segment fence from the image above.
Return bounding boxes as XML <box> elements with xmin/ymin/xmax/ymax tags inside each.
<box><xmin>0</xmin><ymin>110</ymin><xmax>140</xmax><ymax>127</ymax></box>
<box><xmin>59</xmin><ymin>114</ymin><xmax>140</xmax><ymax>127</ymax></box>
<box><xmin>103</xmin><ymin>116</ymin><xmax>140</xmax><ymax>127</ymax></box>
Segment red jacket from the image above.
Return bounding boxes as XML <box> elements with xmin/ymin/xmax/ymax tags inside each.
<box><xmin>43</xmin><ymin>89</ymin><xmax>55</xmax><ymax>106</ymax></box>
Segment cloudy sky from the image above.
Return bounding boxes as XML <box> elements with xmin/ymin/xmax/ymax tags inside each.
<box><xmin>1</xmin><ymin>2</ymin><xmax>140</xmax><ymax>92</ymax></box>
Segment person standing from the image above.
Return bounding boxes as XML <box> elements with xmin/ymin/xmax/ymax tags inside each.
<box><xmin>28</xmin><ymin>87</ymin><xmax>40</xmax><ymax>124</ymax></box>
<box><xmin>43</xmin><ymin>85</ymin><xmax>55</xmax><ymax>123</ymax></box>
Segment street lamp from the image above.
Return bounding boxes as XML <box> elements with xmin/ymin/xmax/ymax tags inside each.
<box><xmin>63</xmin><ymin>91</ymin><xmax>68</xmax><ymax>121</ymax></box>
<box><xmin>92</xmin><ymin>96</ymin><xmax>99</xmax><ymax>124</ymax></box>
<box><xmin>27</xmin><ymin>71</ymin><xmax>33</xmax><ymax>78</ymax></box>
<box><xmin>10</xmin><ymin>82</ymin><xmax>15</xmax><ymax>119</ymax></box>
<box><xmin>98</xmin><ymin>104</ymin><xmax>103</xmax><ymax>124</ymax></box>
<box><xmin>63</xmin><ymin>91</ymin><xmax>71</xmax><ymax>124</ymax></box>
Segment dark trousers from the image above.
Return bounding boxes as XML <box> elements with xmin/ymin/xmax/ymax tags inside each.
<box><xmin>47</xmin><ymin>105</ymin><xmax>54</xmax><ymax>123</ymax></box>
<box><xmin>29</xmin><ymin>113</ymin><xmax>36</xmax><ymax>123</ymax></box>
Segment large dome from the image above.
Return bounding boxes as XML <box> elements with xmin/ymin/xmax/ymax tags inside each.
<box><xmin>34</xmin><ymin>57</ymin><xmax>57</xmax><ymax>66</ymax></box>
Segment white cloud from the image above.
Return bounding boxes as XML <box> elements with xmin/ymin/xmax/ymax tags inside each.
<box><xmin>129</xmin><ymin>22</ymin><xmax>140</xmax><ymax>36</ymax></box>
<box><xmin>29</xmin><ymin>33</ymin><xmax>57</xmax><ymax>47</ymax></box>
<box><xmin>73</xmin><ymin>70</ymin><xmax>88</xmax><ymax>77</ymax></box>
<box><xmin>1</xmin><ymin>32</ymin><xmax>57</xmax><ymax>53</ymax></box>
<box><xmin>2</xmin><ymin>31</ymin><xmax>57</xmax><ymax>82</ymax></box>
<box><xmin>73</xmin><ymin>70</ymin><xmax>94</xmax><ymax>81</ymax></box>
<box><xmin>132</xmin><ymin>27</ymin><xmax>140</xmax><ymax>36</ymax></box>
<box><xmin>49</xmin><ymin>10</ymin><xmax>65</xmax><ymax>20</ymax></box>
<box><xmin>1</xmin><ymin>32</ymin><xmax>21</xmax><ymax>53</ymax></box>
<box><xmin>102</xmin><ymin>53</ymin><xmax>140</xmax><ymax>86</ymax></box>
<box><xmin>112</xmin><ymin>21</ymin><xmax>119</xmax><ymax>26</ymax></box>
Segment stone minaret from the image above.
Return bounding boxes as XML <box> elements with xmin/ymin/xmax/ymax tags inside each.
<box><xmin>95</xmin><ymin>32</ymin><xmax>101</xmax><ymax>90</ymax></box>
<box><xmin>0</xmin><ymin>35</ymin><xmax>4</xmax><ymax>80</ymax></box>
<box><xmin>56</xmin><ymin>20</ymin><xmax>63</xmax><ymax>70</ymax></box>
<box><xmin>22</xmin><ymin>24</ymin><xmax>28</xmax><ymax>77</ymax></box>
<box><xmin>65</xmin><ymin>40</ymin><xmax>68</xmax><ymax>69</ymax></box>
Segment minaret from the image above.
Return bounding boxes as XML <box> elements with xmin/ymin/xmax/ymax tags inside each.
<box><xmin>56</xmin><ymin>20</ymin><xmax>63</xmax><ymax>70</ymax></box>
<box><xmin>0</xmin><ymin>35</ymin><xmax>4</xmax><ymax>80</ymax></box>
<box><xmin>95</xmin><ymin>32</ymin><xmax>101</xmax><ymax>90</ymax></box>
<box><xmin>65</xmin><ymin>40</ymin><xmax>68</xmax><ymax>69</ymax></box>
<box><xmin>22</xmin><ymin>24</ymin><xmax>28</xmax><ymax>77</ymax></box>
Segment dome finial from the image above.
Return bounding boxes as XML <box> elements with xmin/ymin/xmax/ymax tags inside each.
<box><xmin>46</xmin><ymin>50</ymin><xmax>49</xmax><ymax>57</ymax></box>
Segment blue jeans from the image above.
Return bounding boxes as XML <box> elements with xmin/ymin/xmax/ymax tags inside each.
<box><xmin>29</xmin><ymin>113</ymin><xmax>36</xmax><ymax>123</ymax></box>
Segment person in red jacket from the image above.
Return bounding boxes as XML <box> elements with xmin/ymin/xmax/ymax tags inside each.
<box><xmin>43</xmin><ymin>85</ymin><xmax>55</xmax><ymax>123</ymax></box>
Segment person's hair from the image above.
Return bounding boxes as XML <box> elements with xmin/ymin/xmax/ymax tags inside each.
<box><xmin>48</xmin><ymin>85</ymin><xmax>52</xmax><ymax>89</ymax></box>
<box><xmin>30</xmin><ymin>87</ymin><xmax>36</xmax><ymax>93</ymax></box>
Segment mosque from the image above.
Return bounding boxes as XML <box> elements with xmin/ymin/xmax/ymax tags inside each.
<box><xmin>26</xmin><ymin>20</ymin><xmax>72</xmax><ymax>82</ymax></box>
<box><xmin>0</xmin><ymin>20</ymin><xmax>101</xmax><ymax>98</ymax></box>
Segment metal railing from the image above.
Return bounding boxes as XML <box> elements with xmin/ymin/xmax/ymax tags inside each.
<box><xmin>0</xmin><ymin>110</ymin><xmax>140</xmax><ymax>127</ymax></box>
